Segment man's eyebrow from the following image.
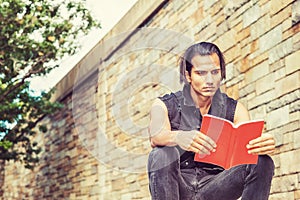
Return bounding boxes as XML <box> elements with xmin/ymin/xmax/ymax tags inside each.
<box><xmin>193</xmin><ymin>68</ymin><xmax>220</xmax><ymax>71</ymax></box>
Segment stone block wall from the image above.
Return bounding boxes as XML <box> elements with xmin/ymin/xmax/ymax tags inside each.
<box><xmin>1</xmin><ymin>0</ymin><xmax>299</xmax><ymax>199</ymax></box>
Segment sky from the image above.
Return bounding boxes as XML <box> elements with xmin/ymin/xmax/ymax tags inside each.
<box><xmin>30</xmin><ymin>0</ymin><xmax>138</xmax><ymax>92</ymax></box>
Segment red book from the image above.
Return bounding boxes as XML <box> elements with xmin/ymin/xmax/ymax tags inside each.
<box><xmin>194</xmin><ymin>114</ymin><xmax>264</xmax><ymax>170</ymax></box>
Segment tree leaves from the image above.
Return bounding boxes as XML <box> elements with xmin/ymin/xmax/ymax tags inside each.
<box><xmin>0</xmin><ymin>0</ymin><xmax>100</xmax><ymax>169</ymax></box>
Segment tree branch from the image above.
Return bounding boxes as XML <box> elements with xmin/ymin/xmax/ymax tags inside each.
<box><xmin>0</xmin><ymin>53</ymin><xmax>52</xmax><ymax>102</ymax></box>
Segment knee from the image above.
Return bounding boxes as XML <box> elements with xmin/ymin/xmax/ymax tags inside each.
<box><xmin>259</xmin><ymin>155</ymin><xmax>274</xmax><ymax>169</ymax></box>
<box><xmin>149</xmin><ymin>146</ymin><xmax>180</xmax><ymax>163</ymax></box>
<box><xmin>148</xmin><ymin>146</ymin><xmax>180</xmax><ymax>172</ymax></box>
<box><xmin>257</xmin><ymin>155</ymin><xmax>275</xmax><ymax>176</ymax></box>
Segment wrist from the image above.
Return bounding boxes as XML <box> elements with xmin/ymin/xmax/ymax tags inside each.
<box><xmin>172</xmin><ymin>131</ymin><xmax>180</xmax><ymax>145</ymax></box>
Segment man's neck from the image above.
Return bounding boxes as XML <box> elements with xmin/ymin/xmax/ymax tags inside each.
<box><xmin>190</xmin><ymin>88</ymin><xmax>212</xmax><ymax>115</ymax></box>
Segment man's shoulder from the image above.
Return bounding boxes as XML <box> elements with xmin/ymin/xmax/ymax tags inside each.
<box><xmin>216</xmin><ymin>90</ymin><xmax>237</xmax><ymax>102</ymax></box>
<box><xmin>157</xmin><ymin>90</ymin><xmax>183</xmax><ymax>115</ymax></box>
<box><xmin>158</xmin><ymin>90</ymin><xmax>183</xmax><ymax>102</ymax></box>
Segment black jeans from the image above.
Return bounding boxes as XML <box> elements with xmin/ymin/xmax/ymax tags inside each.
<box><xmin>148</xmin><ymin>146</ymin><xmax>274</xmax><ymax>200</ymax></box>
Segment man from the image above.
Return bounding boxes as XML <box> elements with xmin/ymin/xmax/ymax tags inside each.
<box><xmin>148</xmin><ymin>42</ymin><xmax>275</xmax><ymax>200</ymax></box>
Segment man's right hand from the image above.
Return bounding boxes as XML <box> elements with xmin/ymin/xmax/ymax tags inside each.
<box><xmin>175</xmin><ymin>130</ymin><xmax>217</xmax><ymax>155</ymax></box>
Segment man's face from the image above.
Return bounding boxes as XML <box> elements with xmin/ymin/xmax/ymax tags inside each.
<box><xmin>186</xmin><ymin>53</ymin><xmax>222</xmax><ymax>98</ymax></box>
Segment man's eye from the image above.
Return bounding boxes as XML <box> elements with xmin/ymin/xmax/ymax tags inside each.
<box><xmin>196</xmin><ymin>71</ymin><xmax>208</xmax><ymax>76</ymax></box>
<box><xmin>211</xmin><ymin>69</ymin><xmax>220</xmax><ymax>75</ymax></box>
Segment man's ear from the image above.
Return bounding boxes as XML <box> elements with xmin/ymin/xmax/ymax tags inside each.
<box><xmin>185</xmin><ymin>71</ymin><xmax>191</xmax><ymax>83</ymax></box>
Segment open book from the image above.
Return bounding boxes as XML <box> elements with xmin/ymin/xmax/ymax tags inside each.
<box><xmin>194</xmin><ymin>114</ymin><xmax>264</xmax><ymax>169</ymax></box>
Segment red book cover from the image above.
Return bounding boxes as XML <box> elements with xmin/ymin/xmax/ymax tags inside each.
<box><xmin>194</xmin><ymin>114</ymin><xmax>264</xmax><ymax>170</ymax></box>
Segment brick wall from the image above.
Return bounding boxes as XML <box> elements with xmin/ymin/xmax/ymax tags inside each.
<box><xmin>1</xmin><ymin>0</ymin><xmax>299</xmax><ymax>199</ymax></box>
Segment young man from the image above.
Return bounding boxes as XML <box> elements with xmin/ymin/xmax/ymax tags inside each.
<box><xmin>148</xmin><ymin>42</ymin><xmax>275</xmax><ymax>200</ymax></box>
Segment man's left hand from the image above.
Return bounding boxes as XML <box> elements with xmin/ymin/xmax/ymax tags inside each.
<box><xmin>247</xmin><ymin>133</ymin><xmax>275</xmax><ymax>155</ymax></box>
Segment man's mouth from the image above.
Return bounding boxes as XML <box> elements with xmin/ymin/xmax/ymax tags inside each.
<box><xmin>203</xmin><ymin>87</ymin><xmax>215</xmax><ymax>91</ymax></box>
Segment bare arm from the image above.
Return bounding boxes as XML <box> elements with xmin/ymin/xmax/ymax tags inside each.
<box><xmin>148</xmin><ymin>98</ymin><xmax>177</xmax><ymax>147</ymax></box>
<box><xmin>149</xmin><ymin>98</ymin><xmax>216</xmax><ymax>154</ymax></box>
<box><xmin>234</xmin><ymin>102</ymin><xmax>275</xmax><ymax>155</ymax></box>
<box><xmin>233</xmin><ymin>102</ymin><xmax>250</xmax><ymax>124</ymax></box>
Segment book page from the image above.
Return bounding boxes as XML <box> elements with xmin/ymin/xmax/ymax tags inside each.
<box><xmin>194</xmin><ymin>115</ymin><xmax>233</xmax><ymax>168</ymax></box>
<box><xmin>229</xmin><ymin>121</ymin><xmax>264</xmax><ymax>168</ymax></box>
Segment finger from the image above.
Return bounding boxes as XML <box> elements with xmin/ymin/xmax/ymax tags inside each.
<box><xmin>247</xmin><ymin>138</ymin><xmax>275</xmax><ymax>149</ymax></box>
<box><xmin>190</xmin><ymin>141</ymin><xmax>211</xmax><ymax>155</ymax></box>
<box><xmin>249</xmin><ymin>149</ymin><xmax>275</xmax><ymax>155</ymax></box>
<box><xmin>248</xmin><ymin>145</ymin><xmax>274</xmax><ymax>154</ymax></box>
<box><xmin>249</xmin><ymin>134</ymin><xmax>273</xmax><ymax>145</ymax></box>
<box><xmin>197</xmin><ymin>132</ymin><xmax>217</xmax><ymax>148</ymax></box>
<box><xmin>248</xmin><ymin>144</ymin><xmax>275</xmax><ymax>155</ymax></box>
<box><xmin>249</xmin><ymin>137</ymin><xmax>263</xmax><ymax>145</ymax></box>
<box><xmin>188</xmin><ymin>145</ymin><xmax>210</xmax><ymax>155</ymax></box>
<box><xmin>193</xmin><ymin>136</ymin><xmax>216</xmax><ymax>152</ymax></box>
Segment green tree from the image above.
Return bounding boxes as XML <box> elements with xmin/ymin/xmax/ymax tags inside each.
<box><xmin>0</xmin><ymin>0</ymin><xmax>100</xmax><ymax>169</ymax></box>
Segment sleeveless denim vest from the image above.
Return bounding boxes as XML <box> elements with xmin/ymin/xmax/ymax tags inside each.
<box><xmin>159</xmin><ymin>84</ymin><xmax>237</xmax><ymax>169</ymax></box>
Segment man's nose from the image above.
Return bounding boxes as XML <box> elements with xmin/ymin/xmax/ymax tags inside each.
<box><xmin>205</xmin><ymin>73</ymin><xmax>213</xmax><ymax>83</ymax></box>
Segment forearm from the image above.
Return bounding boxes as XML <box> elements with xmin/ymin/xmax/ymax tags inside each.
<box><xmin>150</xmin><ymin>130</ymin><xmax>178</xmax><ymax>147</ymax></box>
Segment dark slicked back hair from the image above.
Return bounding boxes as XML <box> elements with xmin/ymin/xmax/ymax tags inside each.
<box><xmin>179</xmin><ymin>42</ymin><xmax>226</xmax><ymax>83</ymax></box>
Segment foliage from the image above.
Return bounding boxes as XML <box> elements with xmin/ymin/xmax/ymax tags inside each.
<box><xmin>0</xmin><ymin>0</ymin><xmax>100</xmax><ymax>169</ymax></box>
